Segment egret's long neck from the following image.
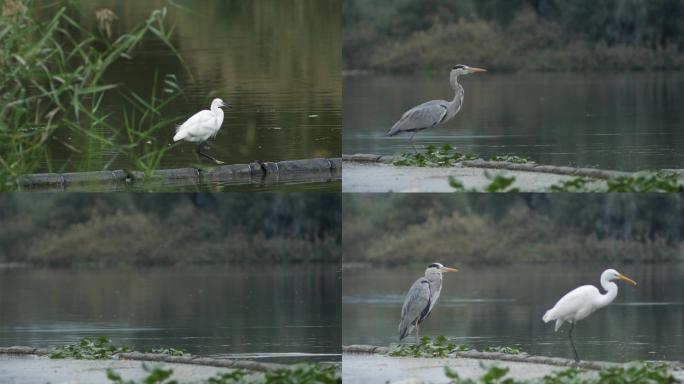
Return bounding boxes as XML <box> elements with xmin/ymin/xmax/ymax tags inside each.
<box><xmin>213</xmin><ymin>105</ymin><xmax>224</xmax><ymax>126</ymax></box>
<box><xmin>596</xmin><ymin>277</ymin><xmax>618</xmax><ymax>308</ymax></box>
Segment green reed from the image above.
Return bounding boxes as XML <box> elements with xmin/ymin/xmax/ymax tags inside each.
<box><xmin>0</xmin><ymin>0</ymin><xmax>187</xmax><ymax>190</ymax></box>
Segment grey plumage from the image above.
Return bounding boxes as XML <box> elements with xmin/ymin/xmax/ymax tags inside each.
<box><xmin>398</xmin><ymin>263</ymin><xmax>458</xmax><ymax>343</ymax></box>
<box><xmin>386</xmin><ymin>65</ymin><xmax>485</xmax><ymax>140</ymax></box>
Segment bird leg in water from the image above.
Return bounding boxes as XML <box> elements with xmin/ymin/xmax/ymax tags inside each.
<box><xmin>409</xmin><ymin>132</ymin><xmax>419</xmax><ymax>154</ymax></box>
<box><xmin>568</xmin><ymin>322</ymin><xmax>580</xmax><ymax>363</ymax></box>
<box><xmin>196</xmin><ymin>143</ymin><xmax>225</xmax><ymax>165</ymax></box>
<box><xmin>415</xmin><ymin>322</ymin><xmax>420</xmax><ymax>344</ymax></box>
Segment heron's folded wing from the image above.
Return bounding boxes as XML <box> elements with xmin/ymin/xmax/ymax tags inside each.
<box><xmin>389</xmin><ymin>102</ymin><xmax>448</xmax><ymax>135</ymax></box>
<box><xmin>401</xmin><ymin>278</ymin><xmax>431</xmax><ymax>325</ymax></box>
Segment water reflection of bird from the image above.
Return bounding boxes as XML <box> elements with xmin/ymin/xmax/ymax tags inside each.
<box><xmin>386</xmin><ymin>65</ymin><xmax>486</xmax><ymax>146</ymax></box>
<box><xmin>398</xmin><ymin>263</ymin><xmax>458</xmax><ymax>343</ymax></box>
<box><xmin>543</xmin><ymin>269</ymin><xmax>637</xmax><ymax>362</ymax></box>
<box><xmin>174</xmin><ymin>98</ymin><xmax>229</xmax><ymax>165</ymax></box>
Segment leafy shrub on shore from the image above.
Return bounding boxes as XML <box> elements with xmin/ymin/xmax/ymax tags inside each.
<box><xmin>346</xmin><ymin>205</ymin><xmax>683</xmax><ymax>265</ymax></box>
<box><xmin>444</xmin><ymin>361</ymin><xmax>677</xmax><ymax>384</ymax></box>
<box><xmin>344</xmin><ymin>1</ymin><xmax>684</xmax><ymax>73</ymax></box>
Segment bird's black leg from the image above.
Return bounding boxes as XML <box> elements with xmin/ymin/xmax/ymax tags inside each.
<box><xmin>196</xmin><ymin>143</ymin><xmax>224</xmax><ymax>165</ymax></box>
<box><xmin>568</xmin><ymin>322</ymin><xmax>580</xmax><ymax>363</ymax></box>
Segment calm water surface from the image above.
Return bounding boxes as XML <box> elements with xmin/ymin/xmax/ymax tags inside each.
<box><xmin>344</xmin><ymin>73</ymin><xmax>684</xmax><ymax>171</ymax></box>
<box><xmin>343</xmin><ymin>264</ymin><xmax>684</xmax><ymax>362</ymax></box>
<box><xmin>0</xmin><ymin>266</ymin><xmax>341</xmax><ymax>363</ymax></box>
<box><xmin>39</xmin><ymin>1</ymin><xmax>341</xmax><ymax>183</ymax></box>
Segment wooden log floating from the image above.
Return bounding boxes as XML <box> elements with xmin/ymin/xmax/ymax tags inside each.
<box><xmin>16</xmin><ymin>157</ymin><xmax>342</xmax><ymax>190</ymax></box>
<box><xmin>117</xmin><ymin>351</ymin><xmax>289</xmax><ymax>373</ymax></box>
<box><xmin>0</xmin><ymin>347</ymin><xmax>329</xmax><ymax>373</ymax></box>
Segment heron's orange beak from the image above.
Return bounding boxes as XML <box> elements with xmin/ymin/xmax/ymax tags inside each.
<box><xmin>468</xmin><ymin>67</ymin><xmax>487</xmax><ymax>73</ymax></box>
<box><xmin>617</xmin><ymin>274</ymin><xmax>637</xmax><ymax>286</ymax></box>
<box><xmin>441</xmin><ymin>267</ymin><xmax>459</xmax><ymax>273</ymax></box>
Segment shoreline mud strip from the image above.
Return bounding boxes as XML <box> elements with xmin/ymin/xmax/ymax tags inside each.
<box><xmin>342</xmin><ymin>154</ymin><xmax>684</xmax><ymax>192</ymax></box>
<box><xmin>0</xmin><ymin>346</ymin><xmax>341</xmax><ymax>384</ymax></box>
<box><xmin>342</xmin><ymin>344</ymin><xmax>684</xmax><ymax>383</ymax></box>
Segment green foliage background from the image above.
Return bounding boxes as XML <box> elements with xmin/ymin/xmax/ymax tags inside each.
<box><xmin>343</xmin><ymin>194</ymin><xmax>684</xmax><ymax>264</ymax></box>
<box><xmin>344</xmin><ymin>0</ymin><xmax>684</xmax><ymax>72</ymax></box>
<box><xmin>0</xmin><ymin>193</ymin><xmax>340</xmax><ymax>266</ymax></box>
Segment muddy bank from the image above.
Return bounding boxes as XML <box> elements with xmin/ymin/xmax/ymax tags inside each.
<box><xmin>342</xmin><ymin>154</ymin><xmax>684</xmax><ymax>192</ymax></box>
<box><xmin>343</xmin><ymin>161</ymin><xmax>585</xmax><ymax>192</ymax></box>
<box><xmin>15</xmin><ymin>158</ymin><xmax>342</xmax><ymax>191</ymax></box>
<box><xmin>0</xmin><ymin>347</ymin><xmax>306</xmax><ymax>384</ymax></box>
<box><xmin>342</xmin><ymin>345</ymin><xmax>684</xmax><ymax>384</ymax></box>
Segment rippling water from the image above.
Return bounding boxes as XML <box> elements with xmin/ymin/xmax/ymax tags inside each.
<box><xmin>343</xmin><ymin>263</ymin><xmax>684</xmax><ymax>362</ymax></box>
<box><xmin>0</xmin><ymin>266</ymin><xmax>341</xmax><ymax>363</ymax></box>
<box><xmin>39</xmin><ymin>0</ymin><xmax>341</xmax><ymax>182</ymax></box>
<box><xmin>344</xmin><ymin>73</ymin><xmax>684</xmax><ymax>171</ymax></box>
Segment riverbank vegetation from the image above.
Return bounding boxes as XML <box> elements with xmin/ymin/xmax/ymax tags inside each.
<box><xmin>107</xmin><ymin>363</ymin><xmax>341</xmax><ymax>384</ymax></box>
<box><xmin>445</xmin><ymin>362</ymin><xmax>677</xmax><ymax>384</ymax></box>
<box><xmin>343</xmin><ymin>194</ymin><xmax>684</xmax><ymax>265</ymax></box>
<box><xmin>0</xmin><ymin>194</ymin><xmax>340</xmax><ymax>267</ymax></box>
<box><xmin>344</xmin><ymin>0</ymin><xmax>684</xmax><ymax>73</ymax></box>
<box><xmin>0</xmin><ymin>0</ymin><xmax>188</xmax><ymax>190</ymax></box>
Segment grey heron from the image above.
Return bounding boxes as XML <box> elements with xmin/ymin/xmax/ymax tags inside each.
<box><xmin>398</xmin><ymin>263</ymin><xmax>458</xmax><ymax>343</ymax></box>
<box><xmin>174</xmin><ymin>98</ymin><xmax>230</xmax><ymax>165</ymax></box>
<box><xmin>386</xmin><ymin>65</ymin><xmax>486</xmax><ymax>144</ymax></box>
<box><xmin>542</xmin><ymin>269</ymin><xmax>637</xmax><ymax>362</ymax></box>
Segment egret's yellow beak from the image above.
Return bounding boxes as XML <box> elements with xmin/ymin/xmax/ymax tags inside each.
<box><xmin>441</xmin><ymin>267</ymin><xmax>459</xmax><ymax>273</ymax></box>
<box><xmin>468</xmin><ymin>67</ymin><xmax>487</xmax><ymax>73</ymax></box>
<box><xmin>617</xmin><ymin>274</ymin><xmax>637</xmax><ymax>286</ymax></box>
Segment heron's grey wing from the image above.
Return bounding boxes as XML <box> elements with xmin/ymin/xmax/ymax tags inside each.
<box><xmin>398</xmin><ymin>278</ymin><xmax>431</xmax><ymax>340</ymax></box>
<box><xmin>401</xmin><ymin>279</ymin><xmax>431</xmax><ymax>324</ymax></box>
<box><xmin>387</xmin><ymin>101</ymin><xmax>448</xmax><ymax>136</ymax></box>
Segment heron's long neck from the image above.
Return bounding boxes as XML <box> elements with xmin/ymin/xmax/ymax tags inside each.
<box><xmin>426</xmin><ymin>273</ymin><xmax>443</xmax><ymax>298</ymax></box>
<box><xmin>596</xmin><ymin>279</ymin><xmax>618</xmax><ymax>308</ymax></box>
<box><xmin>447</xmin><ymin>76</ymin><xmax>464</xmax><ymax>119</ymax></box>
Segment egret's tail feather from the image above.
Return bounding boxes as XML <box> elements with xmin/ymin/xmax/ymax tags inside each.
<box><xmin>542</xmin><ymin>310</ymin><xmax>553</xmax><ymax>323</ymax></box>
<box><xmin>554</xmin><ymin>319</ymin><xmax>564</xmax><ymax>332</ymax></box>
<box><xmin>173</xmin><ymin>130</ymin><xmax>187</xmax><ymax>142</ymax></box>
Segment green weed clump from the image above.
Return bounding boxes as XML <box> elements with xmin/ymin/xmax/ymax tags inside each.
<box><xmin>0</xmin><ymin>0</ymin><xmax>186</xmax><ymax>190</ymax></box>
<box><xmin>390</xmin><ymin>336</ymin><xmax>524</xmax><ymax>359</ymax></box>
<box><xmin>444</xmin><ymin>361</ymin><xmax>677</xmax><ymax>384</ymax></box>
<box><xmin>481</xmin><ymin>346</ymin><xmax>523</xmax><ymax>355</ymax></box>
<box><xmin>394</xmin><ymin>144</ymin><xmax>478</xmax><ymax>167</ymax></box>
<box><xmin>390</xmin><ymin>336</ymin><xmax>467</xmax><ymax>358</ymax></box>
<box><xmin>107</xmin><ymin>363</ymin><xmax>341</xmax><ymax>384</ymax></box>
<box><xmin>148</xmin><ymin>347</ymin><xmax>186</xmax><ymax>357</ymax></box>
<box><xmin>50</xmin><ymin>337</ymin><xmax>131</xmax><ymax>360</ymax></box>
<box><xmin>50</xmin><ymin>337</ymin><xmax>191</xmax><ymax>360</ymax></box>
<box><xmin>449</xmin><ymin>172</ymin><xmax>519</xmax><ymax>193</ymax></box>
<box><xmin>548</xmin><ymin>172</ymin><xmax>684</xmax><ymax>193</ymax></box>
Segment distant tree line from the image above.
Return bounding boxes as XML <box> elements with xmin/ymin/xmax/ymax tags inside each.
<box><xmin>343</xmin><ymin>194</ymin><xmax>684</xmax><ymax>265</ymax></box>
<box><xmin>0</xmin><ymin>194</ymin><xmax>340</xmax><ymax>267</ymax></box>
<box><xmin>344</xmin><ymin>0</ymin><xmax>684</xmax><ymax>72</ymax></box>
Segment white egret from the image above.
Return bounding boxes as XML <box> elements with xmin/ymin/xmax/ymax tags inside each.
<box><xmin>173</xmin><ymin>98</ymin><xmax>229</xmax><ymax>165</ymax></box>
<box><xmin>542</xmin><ymin>269</ymin><xmax>637</xmax><ymax>362</ymax></box>
<box><xmin>398</xmin><ymin>263</ymin><xmax>459</xmax><ymax>343</ymax></box>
